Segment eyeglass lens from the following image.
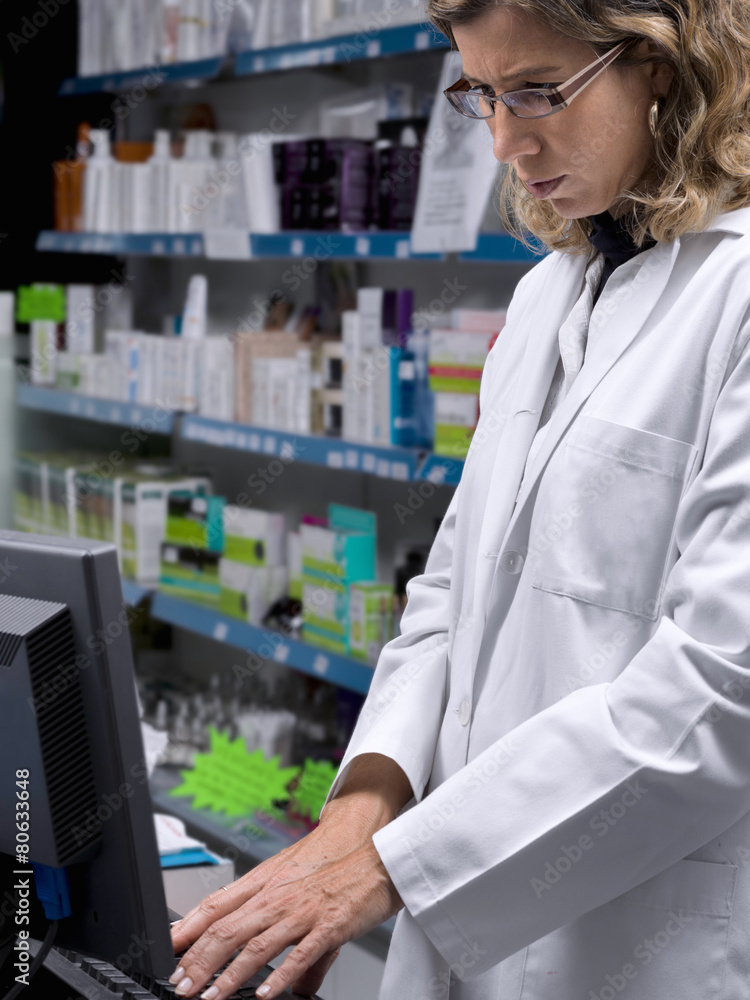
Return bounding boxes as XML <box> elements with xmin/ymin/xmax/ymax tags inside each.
<box><xmin>453</xmin><ymin>89</ymin><xmax>553</xmax><ymax>119</ymax></box>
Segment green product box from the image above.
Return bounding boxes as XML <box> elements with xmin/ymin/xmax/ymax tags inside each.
<box><xmin>301</xmin><ymin>577</ymin><xmax>348</xmax><ymax>639</ymax></box>
<box><xmin>287</xmin><ymin>531</ymin><xmax>303</xmax><ymax>600</ymax></box>
<box><xmin>301</xmin><ymin>622</ymin><xmax>348</xmax><ymax>655</ymax></box>
<box><xmin>223</xmin><ymin>505</ymin><xmax>285</xmax><ymax>567</ymax></box>
<box><xmin>348</xmin><ymin>582</ymin><xmax>395</xmax><ymax>663</ymax></box>
<box><xmin>115</xmin><ymin>473</ymin><xmax>212</xmax><ymax>584</ymax></box>
<box><xmin>166</xmin><ymin>491</ymin><xmax>225</xmax><ymax>552</ymax></box>
<box><xmin>159</xmin><ymin>542</ymin><xmax>221</xmax><ymax>604</ymax></box>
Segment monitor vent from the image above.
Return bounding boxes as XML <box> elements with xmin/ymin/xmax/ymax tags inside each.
<box><xmin>0</xmin><ymin>631</ymin><xmax>22</xmax><ymax>667</ymax></box>
<box><xmin>25</xmin><ymin>608</ymin><xmax>100</xmax><ymax>863</ymax></box>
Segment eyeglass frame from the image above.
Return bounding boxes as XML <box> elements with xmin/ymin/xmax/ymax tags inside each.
<box><xmin>444</xmin><ymin>38</ymin><xmax>638</xmax><ymax>120</ymax></box>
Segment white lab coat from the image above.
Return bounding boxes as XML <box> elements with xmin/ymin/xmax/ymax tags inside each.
<box><xmin>324</xmin><ymin>205</ymin><xmax>750</xmax><ymax>999</ymax></box>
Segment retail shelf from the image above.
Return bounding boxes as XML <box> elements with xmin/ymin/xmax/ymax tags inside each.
<box><xmin>36</xmin><ymin>231</ymin><xmax>204</xmax><ymax>257</ymax></box>
<box><xmin>458</xmin><ymin>232</ymin><xmax>549</xmax><ymax>262</ymax></box>
<box><xmin>17</xmin><ymin>384</ymin><xmax>176</xmax><ymax>433</ymax></box>
<box><xmin>121</xmin><ymin>579</ymin><xmax>152</xmax><ymax>606</ymax></box>
<box><xmin>58</xmin><ymin>56</ymin><xmax>226</xmax><ymax>96</ymax></box>
<box><xmin>58</xmin><ymin>24</ymin><xmax>448</xmax><ymax>96</ymax></box>
<box><xmin>149</xmin><ymin>591</ymin><xmax>376</xmax><ymax>697</ymax></box>
<box><xmin>417</xmin><ymin>453</ymin><xmax>465</xmax><ymax>486</ymax></box>
<box><xmin>18</xmin><ymin>388</ymin><xmax>466</xmax><ymax>484</ymax></box>
<box><xmin>36</xmin><ymin>230</ymin><xmax>444</xmax><ymax>261</ymax></box>
<box><xmin>181</xmin><ymin>414</ymin><xmax>421</xmax><ymax>481</ymax></box>
<box><xmin>235</xmin><ymin>22</ymin><xmax>448</xmax><ymax>75</ymax></box>
<box><xmin>36</xmin><ymin>229</ymin><xmax>548</xmax><ymax>262</ymax></box>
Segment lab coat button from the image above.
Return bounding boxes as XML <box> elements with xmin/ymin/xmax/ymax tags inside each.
<box><xmin>458</xmin><ymin>698</ymin><xmax>471</xmax><ymax>726</ymax></box>
<box><xmin>499</xmin><ymin>549</ymin><xmax>524</xmax><ymax>574</ymax></box>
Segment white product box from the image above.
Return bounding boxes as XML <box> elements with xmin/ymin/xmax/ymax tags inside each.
<box><xmin>200</xmin><ymin>337</ymin><xmax>235</xmax><ymax>421</ymax></box>
<box><xmin>30</xmin><ymin>321</ymin><xmax>59</xmax><ymax>386</ymax></box>
<box><xmin>66</xmin><ymin>285</ymin><xmax>97</xmax><ymax>354</ymax></box>
<box><xmin>356</xmin><ymin>288</ymin><xmax>386</xmax><ymax>349</ymax></box>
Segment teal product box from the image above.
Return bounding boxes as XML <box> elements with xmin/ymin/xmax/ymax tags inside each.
<box><xmin>301</xmin><ymin>502</ymin><xmax>377</xmax><ymax>584</ymax></box>
<box><xmin>166</xmin><ymin>491</ymin><xmax>225</xmax><ymax>552</ymax></box>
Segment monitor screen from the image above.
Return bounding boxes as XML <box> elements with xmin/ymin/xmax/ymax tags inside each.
<box><xmin>0</xmin><ymin>530</ymin><xmax>174</xmax><ymax>979</ymax></box>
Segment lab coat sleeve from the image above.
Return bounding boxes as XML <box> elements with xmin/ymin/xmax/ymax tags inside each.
<box><xmin>372</xmin><ymin>322</ymin><xmax>750</xmax><ymax>975</ymax></box>
<box><xmin>322</xmin><ymin>269</ymin><xmax>537</xmax><ymax>813</ymax></box>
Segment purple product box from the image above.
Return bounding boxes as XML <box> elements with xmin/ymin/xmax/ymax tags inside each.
<box><xmin>281</xmin><ymin>181</ymin><xmax>372</xmax><ymax>231</ymax></box>
<box><xmin>377</xmin><ymin>146</ymin><xmax>422</xmax><ymax>230</ymax></box>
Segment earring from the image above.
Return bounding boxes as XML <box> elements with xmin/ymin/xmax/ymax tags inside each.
<box><xmin>649</xmin><ymin>98</ymin><xmax>660</xmax><ymax>138</ymax></box>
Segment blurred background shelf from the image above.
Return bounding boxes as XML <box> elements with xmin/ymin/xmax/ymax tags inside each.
<box><xmin>149</xmin><ymin>590</ymin><xmax>377</xmax><ymax>696</ymax></box>
<box><xmin>181</xmin><ymin>414</ymin><xmax>423</xmax><ymax>481</ymax></box>
<box><xmin>58</xmin><ymin>56</ymin><xmax>227</xmax><ymax>96</ymax></box>
<box><xmin>58</xmin><ymin>22</ymin><xmax>449</xmax><ymax>96</ymax></box>
<box><xmin>17</xmin><ymin>387</ymin><xmax>465</xmax><ymax>483</ymax></box>
<box><xmin>18</xmin><ymin>384</ymin><xmax>176</xmax><ymax>432</ymax></box>
<box><xmin>36</xmin><ymin>230</ymin><xmax>546</xmax><ymax>262</ymax></box>
<box><xmin>235</xmin><ymin>21</ymin><xmax>448</xmax><ymax>75</ymax></box>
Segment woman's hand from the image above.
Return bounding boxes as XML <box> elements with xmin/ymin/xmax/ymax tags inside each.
<box><xmin>169</xmin><ymin>838</ymin><xmax>402</xmax><ymax>1000</ymax></box>
<box><xmin>170</xmin><ymin>754</ymin><xmax>413</xmax><ymax>999</ymax></box>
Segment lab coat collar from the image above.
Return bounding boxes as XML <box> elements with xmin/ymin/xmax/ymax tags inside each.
<box><xmin>699</xmin><ymin>204</ymin><xmax>750</xmax><ymax>235</ymax></box>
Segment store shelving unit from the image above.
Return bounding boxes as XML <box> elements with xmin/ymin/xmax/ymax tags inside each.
<box><xmin>35</xmin><ymin>229</ymin><xmax>544</xmax><ymax>263</ymax></box>
<box><xmin>18</xmin><ymin>385</ymin><xmax>465</xmax><ymax>483</ymax></box>
<box><xmin>58</xmin><ymin>22</ymin><xmax>449</xmax><ymax>96</ymax></box>
<box><xmin>150</xmin><ymin>591</ymin><xmax>375</xmax><ymax>695</ymax></box>
<box><xmin>26</xmin><ymin>31</ymin><xmax>530</xmax><ymax>981</ymax></box>
<box><xmin>17</xmin><ymin>384</ymin><xmax>177</xmax><ymax>431</ymax></box>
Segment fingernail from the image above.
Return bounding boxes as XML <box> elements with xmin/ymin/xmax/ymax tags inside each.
<box><xmin>256</xmin><ymin>986</ymin><xmax>270</xmax><ymax>998</ymax></box>
<box><xmin>200</xmin><ymin>988</ymin><xmax>219</xmax><ymax>1000</ymax></box>
<box><xmin>169</xmin><ymin>968</ymin><xmax>185</xmax><ymax>985</ymax></box>
<box><xmin>175</xmin><ymin>978</ymin><xmax>193</xmax><ymax>996</ymax></box>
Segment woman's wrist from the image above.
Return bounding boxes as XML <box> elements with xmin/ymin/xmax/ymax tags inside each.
<box><xmin>319</xmin><ymin>753</ymin><xmax>414</xmax><ymax>840</ymax></box>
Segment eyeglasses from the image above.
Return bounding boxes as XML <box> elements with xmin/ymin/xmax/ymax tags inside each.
<box><xmin>444</xmin><ymin>38</ymin><xmax>636</xmax><ymax>120</ymax></box>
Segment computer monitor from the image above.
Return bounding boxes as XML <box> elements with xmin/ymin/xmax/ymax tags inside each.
<box><xmin>0</xmin><ymin>530</ymin><xmax>175</xmax><ymax>979</ymax></box>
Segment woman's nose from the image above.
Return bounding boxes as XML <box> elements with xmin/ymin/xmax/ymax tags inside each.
<box><xmin>487</xmin><ymin>108</ymin><xmax>542</xmax><ymax>164</ymax></box>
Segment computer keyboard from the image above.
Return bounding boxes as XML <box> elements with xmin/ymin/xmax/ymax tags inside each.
<box><xmin>41</xmin><ymin>946</ymin><xmax>324</xmax><ymax>1000</ymax></box>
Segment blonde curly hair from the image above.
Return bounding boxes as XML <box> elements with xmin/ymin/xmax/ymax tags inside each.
<box><xmin>427</xmin><ymin>0</ymin><xmax>750</xmax><ymax>255</ymax></box>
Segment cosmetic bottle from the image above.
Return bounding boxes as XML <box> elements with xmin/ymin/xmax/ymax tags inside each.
<box><xmin>149</xmin><ymin>130</ymin><xmax>174</xmax><ymax>232</ymax></box>
<box><xmin>84</xmin><ymin>129</ymin><xmax>117</xmax><ymax>233</ymax></box>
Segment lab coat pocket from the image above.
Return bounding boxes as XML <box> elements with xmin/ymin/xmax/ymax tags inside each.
<box><xmin>529</xmin><ymin>415</ymin><xmax>697</xmax><ymax>620</ymax></box>
<box><xmin>520</xmin><ymin>858</ymin><xmax>737</xmax><ymax>1000</ymax></box>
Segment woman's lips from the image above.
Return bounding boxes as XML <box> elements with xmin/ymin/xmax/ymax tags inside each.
<box><xmin>527</xmin><ymin>176</ymin><xmax>565</xmax><ymax>198</ymax></box>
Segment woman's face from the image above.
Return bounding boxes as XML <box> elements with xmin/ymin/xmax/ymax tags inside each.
<box><xmin>452</xmin><ymin>6</ymin><xmax>674</xmax><ymax>219</ymax></box>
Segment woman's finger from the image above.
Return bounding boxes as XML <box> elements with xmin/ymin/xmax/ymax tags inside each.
<box><xmin>288</xmin><ymin>946</ymin><xmax>342</xmax><ymax>997</ymax></box>
<box><xmin>229</xmin><ymin>932</ymin><xmax>333</xmax><ymax>1000</ymax></box>
<box><xmin>170</xmin><ymin>869</ymin><xmax>271</xmax><ymax>953</ymax></box>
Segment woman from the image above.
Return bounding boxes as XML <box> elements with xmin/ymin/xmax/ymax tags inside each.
<box><xmin>170</xmin><ymin>1</ymin><xmax>750</xmax><ymax>997</ymax></box>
